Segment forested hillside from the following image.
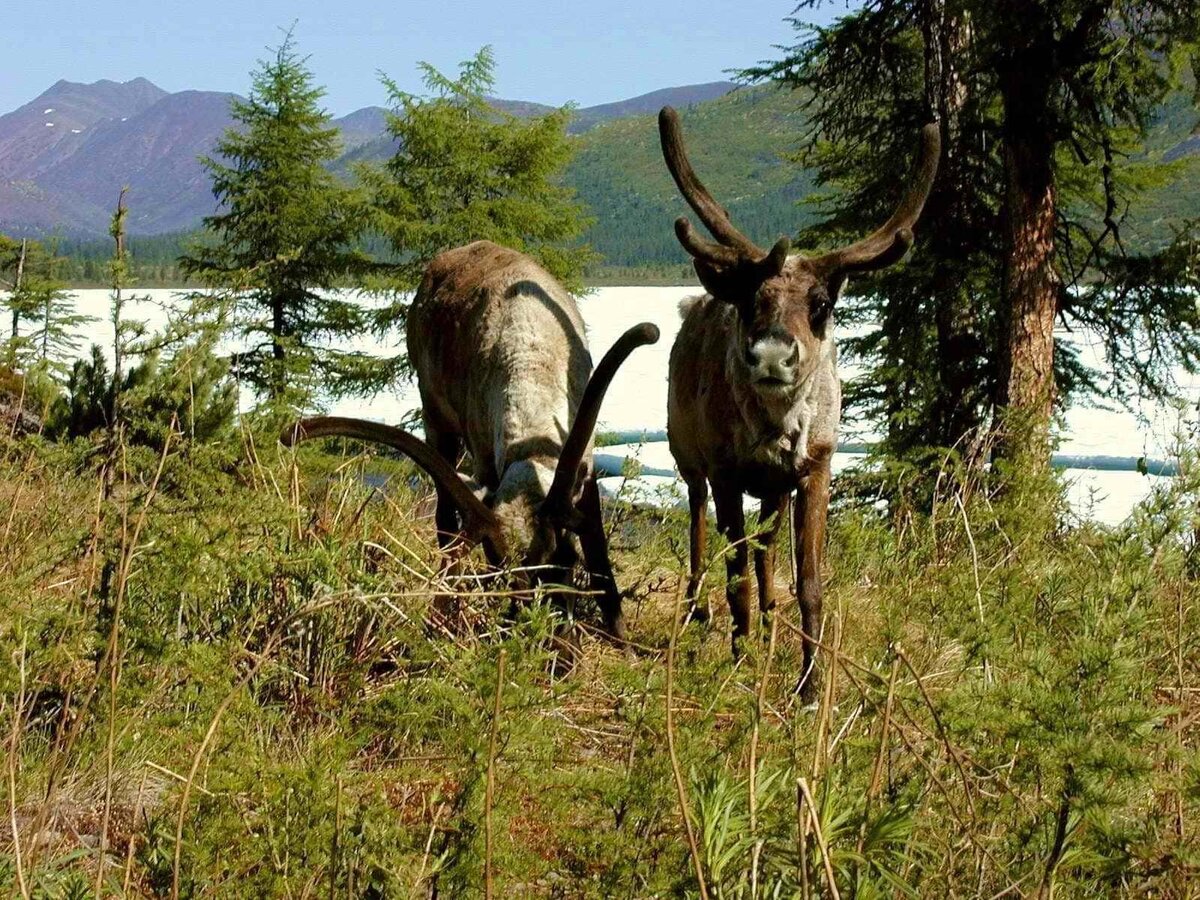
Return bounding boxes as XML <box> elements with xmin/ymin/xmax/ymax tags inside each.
<box><xmin>566</xmin><ymin>85</ymin><xmax>821</xmax><ymax>268</ymax></box>
<box><xmin>16</xmin><ymin>78</ymin><xmax>1200</xmax><ymax>282</ymax></box>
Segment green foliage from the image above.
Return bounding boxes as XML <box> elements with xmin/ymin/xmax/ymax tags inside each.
<box><xmin>0</xmin><ymin>236</ymin><xmax>95</xmax><ymax>379</ymax></box>
<box><xmin>746</xmin><ymin>0</ymin><xmax>1200</xmax><ymax>488</ymax></box>
<box><xmin>359</xmin><ymin>46</ymin><xmax>595</xmax><ymax>382</ymax></box>
<box><xmin>179</xmin><ymin>29</ymin><xmax>370</xmax><ymax>409</ymax></box>
<box><xmin>567</xmin><ymin>85</ymin><xmax>821</xmax><ymax>271</ymax></box>
<box><xmin>2</xmin><ymin>420</ymin><xmax>1199</xmax><ymax>896</ymax></box>
<box><xmin>48</xmin><ymin>339</ymin><xmax>236</xmax><ymax>446</ymax></box>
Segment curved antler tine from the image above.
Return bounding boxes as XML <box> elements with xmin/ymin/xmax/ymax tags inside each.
<box><xmin>542</xmin><ymin>323</ymin><xmax>661</xmax><ymax>521</ymax></box>
<box><xmin>675</xmin><ymin>218</ymin><xmax>743</xmax><ymax>267</ymax></box>
<box><xmin>816</xmin><ymin>122</ymin><xmax>940</xmax><ymax>275</ymax></box>
<box><xmin>281</xmin><ymin>416</ymin><xmax>507</xmax><ymax>557</ymax></box>
<box><xmin>659</xmin><ymin>106</ymin><xmax>762</xmax><ymax>258</ymax></box>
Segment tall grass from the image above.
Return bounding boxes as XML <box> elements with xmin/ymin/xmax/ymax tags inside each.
<box><xmin>1</xmin><ymin>425</ymin><xmax>1198</xmax><ymax>897</ymax></box>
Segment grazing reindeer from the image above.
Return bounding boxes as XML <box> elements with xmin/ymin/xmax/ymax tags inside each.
<box><xmin>283</xmin><ymin>241</ymin><xmax>658</xmax><ymax>641</ymax></box>
<box><xmin>659</xmin><ymin>107</ymin><xmax>939</xmax><ymax>694</ymax></box>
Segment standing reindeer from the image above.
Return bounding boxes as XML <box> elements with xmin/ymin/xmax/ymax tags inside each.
<box><xmin>659</xmin><ymin>107</ymin><xmax>939</xmax><ymax>695</ymax></box>
<box><xmin>283</xmin><ymin>241</ymin><xmax>658</xmax><ymax>642</ymax></box>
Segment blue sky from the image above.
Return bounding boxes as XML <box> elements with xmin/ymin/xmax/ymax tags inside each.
<box><xmin>5</xmin><ymin>1</ymin><xmax>855</xmax><ymax>115</ymax></box>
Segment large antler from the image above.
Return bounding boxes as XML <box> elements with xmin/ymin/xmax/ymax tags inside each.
<box><xmin>815</xmin><ymin>123</ymin><xmax>941</xmax><ymax>275</ymax></box>
<box><xmin>659</xmin><ymin>106</ymin><xmax>791</xmax><ymax>275</ymax></box>
<box><xmin>541</xmin><ymin>322</ymin><xmax>661</xmax><ymax>523</ymax></box>
<box><xmin>281</xmin><ymin>416</ymin><xmax>508</xmax><ymax>559</ymax></box>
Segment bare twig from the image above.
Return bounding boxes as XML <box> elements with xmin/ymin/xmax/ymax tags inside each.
<box><xmin>797</xmin><ymin>777</ymin><xmax>841</xmax><ymax>900</ymax></box>
<box><xmin>8</xmin><ymin>635</ymin><xmax>30</xmax><ymax>900</ymax></box>
<box><xmin>666</xmin><ymin>584</ymin><xmax>710</xmax><ymax>900</ymax></box>
<box><xmin>484</xmin><ymin>648</ymin><xmax>507</xmax><ymax>900</ymax></box>
<box><xmin>1036</xmin><ymin>792</ymin><xmax>1073</xmax><ymax>900</ymax></box>
<box><xmin>896</xmin><ymin>647</ymin><xmax>977</xmax><ymax>819</ymax></box>
<box><xmin>749</xmin><ymin>611</ymin><xmax>778</xmax><ymax>895</ymax></box>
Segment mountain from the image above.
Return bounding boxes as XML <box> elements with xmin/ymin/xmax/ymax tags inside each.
<box><xmin>0</xmin><ymin>78</ymin><xmax>739</xmax><ymax>238</ymax></box>
<box><xmin>568</xmin><ymin>81</ymin><xmax>736</xmax><ymax>133</ymax></box>
<box><xmin>38</xmin><ymin>90</ymin><xmax>239</xmax><ymax>234</ymax></box>
<box><xmin>330</xmin><ymin>82</ymin><xmax>739</xmax><ymax>173</ymax></box>
<box><xmin>0</xmin><ymin>77</ymin><xmax>166</xmax><ymax>181</ymax></box>
<box><xmin>0</xmin><ymin>75</ymin><xmax>1196</xmax><ymax>263</ymax></box>
<box><xmin>333</xmin><ymin>106</ymin><xmax>389</xmax><ymax>152</ymax></box>
<box><xmin>0</xmin><ymin>81</ymin><xmax>239</xmax><ymax>235</ymax></box>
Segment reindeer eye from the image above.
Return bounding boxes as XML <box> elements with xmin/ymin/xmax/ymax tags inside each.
<box><xmin>809</xmin><ymin>289</ymin><xmax>831</xmax><ymax>324</ymax></box>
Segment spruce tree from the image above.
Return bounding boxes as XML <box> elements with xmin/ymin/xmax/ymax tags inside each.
<box><xmin>750</xmin><ymin>1</ymin><xmax>1200</xmax><ymax>474</ymax></box>
<box><xmin>1</xmin><ymin>236</ymin><xmax>94</xmax><ymax>379</ymax></box>
<box><xmin>181</xmin><ymin>29</ymin><xmax>369</xmax><ymax>410</ymax></box>
<box><xmin>361</xmin><ymin>46</ymin><xmax>594</xmax><ymax>382</ymax></box>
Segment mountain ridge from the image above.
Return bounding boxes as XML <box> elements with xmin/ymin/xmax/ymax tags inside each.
<box><xmin>0</xmin><ymin>77</ymin><xmax>737</xmax><ymax>236</ymax></box>
<box><xmin>0</xmin><ymin>75</ymin><xmax>1196</xmax><ymax>269</ymax></box>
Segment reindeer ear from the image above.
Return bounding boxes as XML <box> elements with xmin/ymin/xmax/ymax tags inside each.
<box><xmin>694</xmin><ymin>258</ymin><xmax>732</xmax><ymax>300</ymax></box>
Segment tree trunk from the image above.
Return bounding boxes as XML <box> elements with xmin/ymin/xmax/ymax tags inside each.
<box><xmin>111</xmin><ymin>188</ymin><xmax>128</xmax><ymax>428</ymax></box>
<box><xmin>925</xmin><ymin>1</ymin><xmax>983</xmax><ymax>451</ymax></box>
<box><xmin>996</xmin><ymin>36</ymin><xmax>1058</xmax><ymax>466</ymax></box>
<box><xmin>272</xmin><ymin>297</ymin><xmax>286</xmax><ymax>400</ymax></box>
<box><xmin>12</xmin><ymin>238</ymin><xmax>26</xmax><ymax>339</ymax></box>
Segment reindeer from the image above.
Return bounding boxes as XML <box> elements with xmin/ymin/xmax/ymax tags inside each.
<box><xmin>282</xmin><ymin>241</ymin><xmax>658</xmax><ymax>642</ymax></box>
<box><xmin>658</xmin><ymin>107</ymin><xmax>939</xmax><ymax>695</ymax></box>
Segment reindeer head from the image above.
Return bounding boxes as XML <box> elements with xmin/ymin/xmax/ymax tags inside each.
<box><xmin>658</xmin><ymin>107</ymin><xmax>939</xmax><ymax>399</ymax></box>
<box><xmin>282</xmin><ymin>322</ymin><xmax>659</xmax><ymax>587</ymax></box>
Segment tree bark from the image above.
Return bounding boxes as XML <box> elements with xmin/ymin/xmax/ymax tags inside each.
<box><xmin>925</xmin><ymin>1</ymin><xmax>984</xmax><ymax>451</ymax></box>
<box><xmin>272</xmin><ymin>298</ymin><xmax>286</xmax><ymax>400</ymax></box>
<box><xmin>996</xmin><ymin>24</ymin><xmax>1058</xmax><ymax>465</ymax></box>
<box><xmin>11</xmin><ymin>238</ymin><xmax>26</xmax><ymax>339</ymax></box>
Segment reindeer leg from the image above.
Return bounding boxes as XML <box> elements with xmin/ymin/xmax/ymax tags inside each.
<box><xmin>712</xmin><ymin>480</ymin><xmax>752</xmax><ymax>657</ymax></box>
<box><xmin>795</xmin><ymin>458</ymin><xmax>831</xmax><ymax>703</ymax></box>
<box><xmin>684</xmin><ymin>477</ymin><xmax>711</xmax><ymax>625</ymax></box>
<box><xmin>576</xmin><ymin>476</ymin><xmax>627</xmax><ymax>643</ymax></box>
<box><xmin>426</xmin><ymin>425</ymin><xmax>464</xmax><ymax>553</ymax></box>
<box><xmin>755</xmin><ymin>494</ymin><xmax>788</xmax><ymax>633</ymax></box>
<box><xmin>423</xmin><ymin>423</ymin><xmax>468</xmax><ymax>630</ymax></box>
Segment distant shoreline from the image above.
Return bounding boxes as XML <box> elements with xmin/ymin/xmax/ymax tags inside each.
<box><xmin>61</xmin><ymin>266</ymin><xmax>703</xmax><ymax>291</ymax></box>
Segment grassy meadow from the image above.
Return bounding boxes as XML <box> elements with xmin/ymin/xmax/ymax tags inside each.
<box><xmin>2</xmin><ymin>426</ymin><xmax>1200</xmax><ymax>898</ymax></box>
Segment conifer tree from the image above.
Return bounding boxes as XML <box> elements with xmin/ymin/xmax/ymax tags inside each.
<box><xmin>361</xmin><ymin>46</ymin><xmax>594</xmax><ymax>382</ymax></box>
<box><xmin>0</xmin><ymin>236</ymin><xmax>93</xmax><ymax>378</ymax></box>
<box><xmin>181</xmin><ymin>29</ymin><xmax>369</xmax><ymax>410</ymax></box>
<box><xmin>750</xmin><ymin>1</ymin><xmax>1200</xmax><ymax>473</ymax></box>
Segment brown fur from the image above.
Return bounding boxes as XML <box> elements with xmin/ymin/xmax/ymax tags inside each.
<box><xmin>408</xmin><ymin>241</ymin><xmax>624</xmax><ymax>638</ymax></box>
<box><xmin>658</xmin><ymin>108</ymin><xmax>939</xmax><ymax>698</ymax></box>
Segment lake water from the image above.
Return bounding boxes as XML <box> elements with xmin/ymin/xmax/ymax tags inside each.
<box><xmin>53</xmin><ymin>287</ymin><xmax>1199</xmax><ymax>526</ymax></box>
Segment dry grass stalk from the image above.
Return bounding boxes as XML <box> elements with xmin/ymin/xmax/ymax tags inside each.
<box><xmin>8</xmin><ymin>635</ymin><xmax>30</xmax><ymax>900</ymax></box>
<box><xmin>484</xmin><ymin>648</ymin><xmax>507</xmax><ymax>900</ymax></box>
<box><xmin>666</xmin><ymin>583</ymin><xmax>710</xmax><ymax>900</ymax></box>
<box><xmin>797</xmin><ymin>776</ymin><xmax>841</xmax><ymax>900</ymax></box>
<box><xmin>748</xmin><ymin>610</ymin><xmax>779</xmax><ymax>895</ymax></box>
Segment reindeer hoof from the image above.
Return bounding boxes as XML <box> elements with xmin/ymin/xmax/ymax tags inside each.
<box><xmin>549</xmin><ymin>624</ymin><xmax>583</xmax><ymax>677</ymax></box>
<box><xmin>605</xmin><ymin>615</ymin><xmax>628</xmax><ymax>641</ymax></box>
<box><xmin>759</xmin><ymin>610</ymin><xmax>775</xmax><ymax>638</ymax></box>
<box><xmin>731</xmin><ymin>631</ymin><xmax>750</xmax><ymax>662</ymax></box>
<box><xmin>795</xmin><ymin>665</ymin><xmax>822</xmax><ymax>705</ymax></box>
